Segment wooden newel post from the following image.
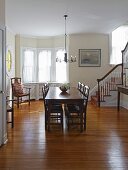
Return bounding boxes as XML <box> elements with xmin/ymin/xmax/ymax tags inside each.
<box><xmin>97</xmin><ymin>79</ymin><xmax>100</xmax><ymax>107</ymax></box>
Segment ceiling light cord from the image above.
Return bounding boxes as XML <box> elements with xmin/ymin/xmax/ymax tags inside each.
<box><xmin>64</xmin><ymin>15</ymin><xmax>67</xmax><ymax>53</ymax></box>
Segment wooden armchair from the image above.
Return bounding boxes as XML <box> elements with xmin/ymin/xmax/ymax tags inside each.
<box><xmin>11</xmin><ymin>77</ymin><xmax>31</xmax><ymax>108</ymax></box>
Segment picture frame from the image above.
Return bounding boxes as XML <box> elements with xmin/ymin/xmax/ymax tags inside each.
<box><xmin>79</xmin><ymin>49</ymin><xmax>101</xmax><ymax>67</ymax></box>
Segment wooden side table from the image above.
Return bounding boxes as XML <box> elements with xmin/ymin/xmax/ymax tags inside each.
<box><xmin>117</xmin><ymin>85</ymin><xmax>128</xmax><ymax>111</ymax></box>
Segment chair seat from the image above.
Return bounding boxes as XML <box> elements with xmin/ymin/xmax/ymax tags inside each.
<box><xmin>14</xmin><ymin>92</ymin><xmax>29</xmax><ymax>97</ymax></box>
<box><xmin>47</xmin><ymin>104</ymin><xmax>63</xmax><ymax>131</ymax></box>
<box><xmin>65</xmin><ymin>104</ymin><xmax>83</xmax><ymax>132</ymax></box>
<box><xmin>66</xmin><ymin>104</ymin><xmax>80</xmax><ymax>112</ymax></box>
<box><xmin>51</xmin><ymin>105</ymin><xmax>63</xmax><ymax>112</ymax></box>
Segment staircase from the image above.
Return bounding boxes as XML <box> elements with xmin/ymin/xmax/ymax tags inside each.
<box><xmin>91</xmin><ymin>64</ymin><xmax>123</xmax><ymax>107</ymax></box>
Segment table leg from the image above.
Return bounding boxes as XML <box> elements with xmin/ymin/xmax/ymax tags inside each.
<box><xmin>117</xmin><ymin>91</ymin><xmax>120</xmax><ymax>111</ymax></box>
<box><xmin>80</xmin><ymin>102</ymin><xmax>84</xmax><ymax>132</ymax></box>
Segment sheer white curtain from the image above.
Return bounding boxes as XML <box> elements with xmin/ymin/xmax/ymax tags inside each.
<box><xmin>110</xmin><ymin>26</ymin><xmax>128</xmax><ymax>65</ymax></box>
<box><xmin>56</xmin><ymin>49</ymin><xmax>67</xmax><ymax>82</ymax></box>
<box><xmin>38</xmin><ymin>50</ymin><xmax>51</xmax><ymax>82</ymax></box>
<box><xmin>21</xmin><ymin>47</ymin><xmax>68</xmax><ymax>83</ymax></box>
<box><xmin>22</xmin><ymin>49</ymin><xmax>35</xmax><ymax>82</ymax></box>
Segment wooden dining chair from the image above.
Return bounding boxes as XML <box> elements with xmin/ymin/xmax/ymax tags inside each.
<box><xmin>82</xmin><ymin>85</ymin><xmax>90</xmax><ymax>130</ymax></box>
<box><xmin>42</xmin><ymin>83</ymin><xmax>49</xmax><ymax>130</ymax></box>
<box><xmin>11</xmin><ymin>77</ymin><xmax>31</xmax><ymax>108</ymax></box>
<box><xmin>65</xmin><ymin>85</ymin><xmax>90</xmax><ymax>131</ymax></box>
<box><xmin>78</xmin><ymin>82</ymin><xmax>82</xmax><ymax>91</ymax></box>
<box><xmin>65</xmin><ymin>82</ymin><xmax>84</xmax><ymax>116</ymax></box>
<box><xmin>42</xmin><ymin>84</ymin><xmax>63</xmax><ymax>131</ymax></box>
<box><xmin>77</xmin><ymin>82</ymin><xmax>84</xmax><ymax>93</ymax></box>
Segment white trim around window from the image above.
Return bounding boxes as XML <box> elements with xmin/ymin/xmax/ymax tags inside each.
<box><xmin>21</xmin><ymin>47</ymin><xmax>69</xmax><ymax>83</ymax></box>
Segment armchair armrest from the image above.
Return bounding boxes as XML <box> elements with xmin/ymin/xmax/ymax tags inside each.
<box><xmin>23</xmin><ymin>87</ymin><xmax>31</xmax><ymax>90</ymax></box>
<box><xmin>23</xmin><ymin>87</ymin><xmax>31</xmax><ymax>93</ymax></box>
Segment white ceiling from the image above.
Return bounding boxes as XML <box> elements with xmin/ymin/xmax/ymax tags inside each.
<box><xmin>5</xmin><ymin>0</ymin><xmax>128</xmax><ymax>37</ymax></box>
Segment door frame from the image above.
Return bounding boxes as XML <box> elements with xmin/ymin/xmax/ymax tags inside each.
<box><xmin>0</xmin><ymin>26</ymin><xmax>7</xmax><ymax>146</ymax></box>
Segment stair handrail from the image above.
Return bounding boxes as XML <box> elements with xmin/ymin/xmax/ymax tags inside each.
<box><xmin>97</xmin><ymin>64</ymin><xmax>123</xmax><ymax>83</ymax></box>
<box><xmin>97</xmin><ymin>63</ymin><xmax>123</xmax><ymax>107</ymax></box>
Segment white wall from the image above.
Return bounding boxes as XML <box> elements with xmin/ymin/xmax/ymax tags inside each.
<box><xmin>69</xmin><ymin>33</ymin><xmax>111</xmax><ymax>89</ymax></box>
<box><xmin>15</xmin><ymin>35</ymin><xmax>21</xmax><ymax>76</ymax></box>
<box><xmin>15</xmin><ymin>35</ymin><xmax>64</xmax><ymax>76</ymax></box>
<box><xmin>0</xmin><ymin>0</ymin><xmax>5</xmax><ymax>26</ymax></box>
<box><xmin>6</xmin><ymin>28</ymin><xmax>15</xmax><ymax>95</ymax></box>
<box><xmin>20</xmin><ymin>35</ymin><xmax>64</xmax><ymax>48</ymax></box>
<box><xmin>15</xmin><ymin>33</ymin><xmax>111</xmax><ymax>89</ymax></box>
<box><xmin>0</xmin><ymin>0</ymin><xmax>6</xmax><ymax>146</ymax></box>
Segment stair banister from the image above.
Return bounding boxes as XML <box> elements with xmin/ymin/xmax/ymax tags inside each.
<box><xmin>97</xmin><ymin>63</ymin><xmax>123</xmax><ymax>107</ymax></box>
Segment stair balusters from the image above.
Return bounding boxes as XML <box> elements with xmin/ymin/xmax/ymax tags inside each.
<box><xmin>96</xmin><ymin>64</ymin><xmax>123</xmax><ymax>107</ymax></box>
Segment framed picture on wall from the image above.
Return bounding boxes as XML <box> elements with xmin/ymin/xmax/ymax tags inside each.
<box><xmin>79</xmin><ymin>49</ymin><xmax>101</xmax><ymax>67</ymax></box>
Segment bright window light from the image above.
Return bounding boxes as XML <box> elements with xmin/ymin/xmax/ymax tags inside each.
<box><xmin>110</xmin><ymin>26</ymin><xmax>128</xmax><ymax>65</ymax></box>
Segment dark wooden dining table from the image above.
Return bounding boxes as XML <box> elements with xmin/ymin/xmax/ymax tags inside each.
<box><xmin>45</xmin><ymin>87</ymin><xmax>86</xmax><ymax>131</ymax></box>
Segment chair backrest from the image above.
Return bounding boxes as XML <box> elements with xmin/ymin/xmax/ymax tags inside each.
<box><xmin>81</xmin><ymin>83</ymin><xmax>85</xmax><ymax>94</ymax></box>
<box><xmin>78</xmin><ymin>82</ymin><xmax>86</xmax><ymax>94</ymax></box>
<box><xmin>83</xmin><ymin>85</ymin><xmax>90</xmax><ymax>99</ymax></box>
<box><xmin>78</xmin><ymin>82</ymin><xmax>82</xmax><ymax>91</ymax></box>
<box><xmin>77</xmin><ymin>82</ymin><xmax>80</xmax><ymax>90</ymax></box>
<box><xmin>11</xmin><ymin>77</ymin><xmax>23</xmax><ymax>95</ymax></box>
<box><xmin>11</xmin><ymin>77</ymin><xmax>21</xmax><ymax>85</ymax></box>
<box><xmin>83</xmin><ymin>85</ymin><xmax>90</xmax><ymax>112</ymax></box>
<box><xmin>42</xmin><ymin>83</ymin><xmax>49</xmax><ymax>99</ymax></box>
<box><xmin>42</xmin><ymin>83</ymin><xmax>49</xmax><ymax>114</ymax></box>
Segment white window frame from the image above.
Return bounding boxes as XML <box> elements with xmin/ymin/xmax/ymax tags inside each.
<box><xmin>55</xmin><ymin>47</ymin><xmax>69</xmax><ymax>83</ymax></box>
<box><xmin>21</xmin><ymin>47</ymin><xmax>68</xmax><ymax>83</ymax></box>
<box><xmin>21</xmin><ymin>47</ymin><xmax>37</xmax><ymax>83</ymax></box>
<box><xmin>37</xmin><ymin>48</ymin><xmax>53</xmax><ymax>82</ymax></box>
<box><xmin>110</xmin><ymin>25</ymin><xmax>128</xmax><ymax>65</ymax></box>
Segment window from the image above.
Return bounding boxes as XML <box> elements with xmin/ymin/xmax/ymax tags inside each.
<box><xmin>56</xmin><ymin>49</ymin><xmax>67</xmax><ymax>82</ymax></box>
<box><xmin>22</xmin><ymin>49</ymin><xmax>36</xmax><ymax>82</ymax></box>
<box><xmin>21</xmin><ymin>48</ymin><xmax>68</xmax><ymax>83</ymax></box>
<box><xmin>110</xmin><ymin>25</ymin><xmax>128</xmax><ymax>65</ymax></box>
<box><xmin>38</xmin><ymin>50</ymin><xmax>51</xmax><ymax>82</ymax></box>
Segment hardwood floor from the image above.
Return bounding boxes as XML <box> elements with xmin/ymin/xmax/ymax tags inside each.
<box><xmin>0</xmin><ymin>100</ymin><xmax>128</xmax><ymax>170</ymax></box>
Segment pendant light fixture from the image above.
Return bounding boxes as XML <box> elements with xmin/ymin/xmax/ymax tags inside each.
<box><xmin>56</xmin><ymin>15</ymin><xmax>76</xmax><ymax>63</ymax></box>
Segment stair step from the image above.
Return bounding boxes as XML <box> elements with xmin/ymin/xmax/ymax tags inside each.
<box><xmin>91</xmin><ymin>94</ymin><xmax>107</xmax><ymax>101</ymax></box>
<box><xmin>91</xmin><ymin>96</ymin><xmax>105</xmax><ymax>105</ymax></box>
<box><xmin>91</xmin><ymin>96</ymin><xmax>97</xmax><ymax>101</ymax></box>
<box><xmin>91</xmin><ymin>64</ymin><xmax>122</xmax><ymax>107</ymax></box>
<box><xmin>91</xmin><ymin>96</ymin><xmax>98</xmax><ymax>106</ymax></box>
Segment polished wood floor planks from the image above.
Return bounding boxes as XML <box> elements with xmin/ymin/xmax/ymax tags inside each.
<box><xmin>0</xmin><ymin>100</ymin><xmax>128</xmax><ymax>170</ymax></box>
